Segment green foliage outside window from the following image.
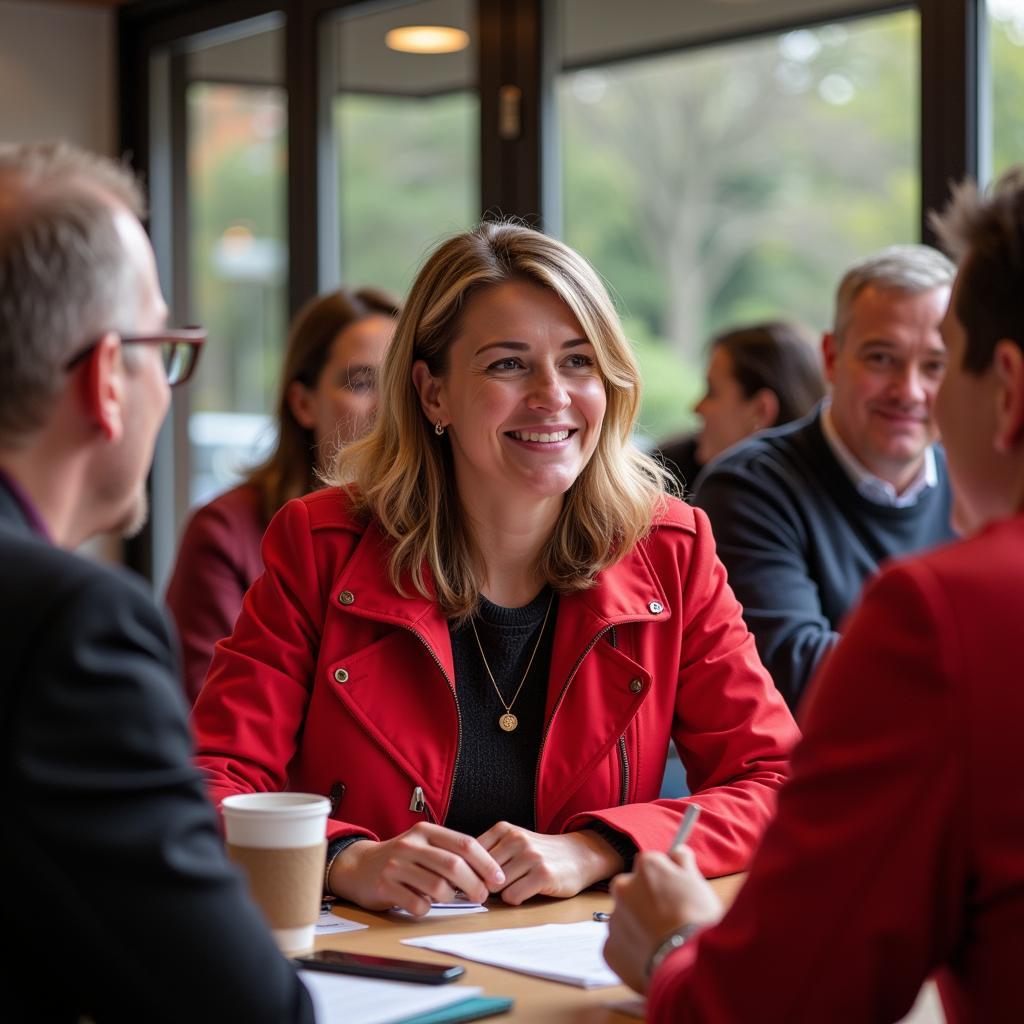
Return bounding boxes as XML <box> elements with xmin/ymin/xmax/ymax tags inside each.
<box><xmin>560</xmin><ymin>11</ymin><xmax>919</xmax><ymax>440</ymax></box>
<box><xmin>186</xmin><ymin>6</ymin><xmax>1024</xmax><ymax>454</ymax></box>
<box><xmin>991</xmin><ymin>0</ymin><xmax>1024</xmax><ymax>177</ymax></box>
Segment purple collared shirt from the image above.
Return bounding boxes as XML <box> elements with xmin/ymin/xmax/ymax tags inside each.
<box><xmin>0</xmin><ymin>468</ymin><xmax>52</xmax><ymax>542</ymax></box>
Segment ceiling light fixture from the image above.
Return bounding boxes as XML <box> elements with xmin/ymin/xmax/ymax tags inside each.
<box><xmin>385</xmin><ymin>25</ymin><xmax>470</xmax><ymax>54</ymax></box>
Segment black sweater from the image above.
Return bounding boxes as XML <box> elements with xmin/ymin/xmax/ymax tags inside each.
<box><xmin>445</xmin><ymin>588</ymin><xmax>554</xmax><ymax>837</ymax></box>
<box><xmin>694</xmin><ymin>408</ymin><xmax>955</xmax><ymax>709</ymax></box>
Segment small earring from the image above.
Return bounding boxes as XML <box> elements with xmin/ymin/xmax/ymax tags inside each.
<box><xmin>434</xmin><ymin>420</ymin><xmax>446</xmax><ymax>436</ymax></box>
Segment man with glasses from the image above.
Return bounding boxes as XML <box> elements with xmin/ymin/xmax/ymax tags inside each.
<box><xmin>0</xmin><ymin>142</ymin><xmax>313</xmax><ymax>1022</ymax></box>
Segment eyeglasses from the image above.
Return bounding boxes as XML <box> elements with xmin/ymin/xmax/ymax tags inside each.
<box><xmin>63</xmin><ymin>327</ymin><xmax>206</xmax><ymax>387</ymax></box>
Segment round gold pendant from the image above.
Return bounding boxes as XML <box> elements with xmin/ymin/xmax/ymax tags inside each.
<box><xmin>498</xmin><ymin>712</ymin><xmax>519</xmax><ymax>733</ymax></box>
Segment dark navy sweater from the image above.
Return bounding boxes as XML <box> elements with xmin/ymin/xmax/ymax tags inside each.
<box><xmin>694</xmin><ymin>408</ymin><xmax>955</xmax><ymax>709</ymax></box>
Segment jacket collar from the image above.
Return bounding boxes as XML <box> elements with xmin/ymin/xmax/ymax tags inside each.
<box><xmin>332</xmin><ymin>518</ymin><xmax>672</xmax><ymax>681</ymax></box>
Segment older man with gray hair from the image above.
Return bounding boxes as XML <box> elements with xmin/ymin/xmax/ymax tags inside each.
<box><xmin>694</xmin><ymin>244</ymin><xmax>956</xmax><ymax>708</ymax></box>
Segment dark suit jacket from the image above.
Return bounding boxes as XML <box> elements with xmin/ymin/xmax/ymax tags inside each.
<box><xmin>0</xmin><ymin>484</ymin><xmax>314</xmax><ymax>1023</ymax></box>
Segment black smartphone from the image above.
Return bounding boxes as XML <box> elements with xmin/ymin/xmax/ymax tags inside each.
<box><xmin>293</xmin><ymin>949</ymin><xmax>465</xmax><ymax>985</ymax></box>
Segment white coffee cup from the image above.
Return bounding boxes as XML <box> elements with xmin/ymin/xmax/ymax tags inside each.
<box><xmin>222</xmin><ymin>792</ymin><xmax>330</xmax><ymax>956</ymax></box>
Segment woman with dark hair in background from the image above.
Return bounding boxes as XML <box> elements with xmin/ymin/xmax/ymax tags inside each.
<box><xmin>166</xmin><ymin>286</ymin><xmax>400</xmax><ymax>702</ymax></box>
<box><xmin>657</xmin><ymin>322</ymin><xmax>826</xmax><ymax>495</ymax></box>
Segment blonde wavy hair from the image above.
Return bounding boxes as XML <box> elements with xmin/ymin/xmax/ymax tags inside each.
<box><xmin>330</xmin><ymin>221</ymin><xmax>668</xmax><ymax>620</ymax></box>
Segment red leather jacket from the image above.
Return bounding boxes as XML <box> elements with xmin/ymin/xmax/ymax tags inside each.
<box><xmin>192</xmin><ymin>489</ymin><xmax>798</xmax><ymax>877</ymax></box>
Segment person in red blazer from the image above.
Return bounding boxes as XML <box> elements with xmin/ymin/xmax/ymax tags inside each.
<box><xmin>192</xmin><ymin>222</ymin><xmax>798</xmax><ymax>916</ymax></box>
<box><xmin>604</xmin><ymin>168</ymin><xmax>1024</xmax><ymax>1023</ymax></box>
<box><xmin>166</xmin><ymin>287</ymin><xmax>399</xmax><ymax>703</ymax></box>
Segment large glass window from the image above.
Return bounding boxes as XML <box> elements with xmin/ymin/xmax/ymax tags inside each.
<box><xmin>187</xmin><ymin>76</ymin><xmax>287</xmax><ymax>505</ymax></box>
<box><xmin>557</xmin><ymin>8</ymin><xmax>919</xmax><ymax>443</ymax></box>
<box><xmin>988</xmin><ymin>0</ymin><xmax>1024</xmax><ymax>178</ymax></box>
<box><xmin>324</xmin><ymin>0</ymin><xmax>479</xmax><ymax>295</ymax></box>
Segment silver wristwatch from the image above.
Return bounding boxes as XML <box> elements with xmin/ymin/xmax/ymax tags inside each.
<box><xmin>646</xmin><ymin>922</ymin><xmax>704</xmax><ymax>980</ymax></box>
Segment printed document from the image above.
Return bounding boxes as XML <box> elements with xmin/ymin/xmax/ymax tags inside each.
<box><xmin>402</xmin><ymin>920</ymin><xmax>621</xmax><ymax>988</ymax></box>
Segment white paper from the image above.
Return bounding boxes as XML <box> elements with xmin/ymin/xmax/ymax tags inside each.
<box><xmin>390</xmin><ymin>900</ymin><xmax>489</xmax><ymax>919</ymax></box>
<box><xmin>316</xmin><ymin>908</ymin><xmax>369</xmax><ymax>935</ymax></box>
<box><xmin>300</xmin><ymin>971</ymin><xmax>482</xmax><ymax>1024</ymax></box>
<box><xmin>605</xmin><ymin>996</ymin><xmax>647</xmax><ymax>1018</ymax></box>
<box><xmin>402</xmin><ymin>920</ymin><xmax>622</xmax><ymax>988</ymax></box>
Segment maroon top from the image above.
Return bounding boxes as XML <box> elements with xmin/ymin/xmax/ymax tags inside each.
<box><xmin>165</xmin><ymin>482</ymin><xmax>267</xmax><ymax>704</ymax></box>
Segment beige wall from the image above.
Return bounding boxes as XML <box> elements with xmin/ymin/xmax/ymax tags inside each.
<box><xmin>0</xmin><ymin>0</ymin><xmax>120</xmax><ymax>562</ymax></box>
<box><xmin>0</xmin><ymin>0</ymin><xmax>115</xmax><ymax>153</ymax></box>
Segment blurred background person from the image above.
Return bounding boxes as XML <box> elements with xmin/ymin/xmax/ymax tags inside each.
<box><xmin>694</xmin><ymin>245</ymin><xmax>956</xmax><ymax>709</ymax></box>
<box><xmin>166</xmin><ymin>286</ymin><xmax>399</xmax><ymax>703</ymax></box>
<box><xmin>656</xmin><ymin>322</ymin><xmax>825</xmax><ymax>496</ymax></box>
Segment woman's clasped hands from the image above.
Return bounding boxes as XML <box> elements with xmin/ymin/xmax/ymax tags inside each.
<box><xmin>328</xmin><ymin>820</ymin><xmax>624</xmax><ymax>916</ymax></box>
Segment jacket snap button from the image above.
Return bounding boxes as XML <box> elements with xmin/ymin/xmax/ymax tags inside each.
<box><xmin>648</xmin><ymin>601</ymin><xmax>664</xmax><ymax>614</ymax></box>
<box><xmin>338</xmin><ymin>590</ymin><xmax>355</xmax><ymax>605</ymax></box>
<box><xmin>630</xmin><ymin>678</ymin><xmax>643</xmax><ymax>693</ymax></box>
<box><xmin>334</xmin><ymin>668</ymin><xmax>349</xmax><ymax>684</ymax></box>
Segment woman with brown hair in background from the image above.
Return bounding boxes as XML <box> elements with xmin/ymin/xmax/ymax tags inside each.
<box><xmin>657</xmin><ymin>321</ymin><xmax>825</xmax><ymax>495</ymax></box>
<box><xmin>166</xmin><ymin>286</ymin><xmax>400</xmax><ymax>702</ymax></box>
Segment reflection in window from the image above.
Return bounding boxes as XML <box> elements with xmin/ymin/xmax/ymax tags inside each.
<box><xmin>558</xmin><ymin>11</ymin><xmax>919</xmax><ymax>441</ymax></box>
<box><xmin>187</xmin><ymin>83</ymin><xmax>286</xmax><ymax>505</ymax></box>
<box><xmin>325</xmin><ymin>0</ymin><xmax>479</xmax><ymax>297</ymax></box>
<box><xmin>989</xmin><ymin>0</ymin><xmax>1024</xmax><ymax>178</ymax></box>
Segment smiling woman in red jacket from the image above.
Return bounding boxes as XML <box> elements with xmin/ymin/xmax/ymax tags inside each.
<box><xmin>191</xmin><ymin>222</ymin><xmax>798</xmax><ymax>916</ymax></box>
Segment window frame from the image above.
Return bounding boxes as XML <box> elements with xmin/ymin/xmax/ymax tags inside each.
<box><xmin>119</xmin><ymin>0</ymin><xmax>984</xmax><ymax>583</ymax></box>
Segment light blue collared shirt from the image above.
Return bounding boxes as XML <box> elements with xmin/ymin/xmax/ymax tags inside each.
<box><xmin>820</xmin><ymin>403</ymin><xmax>937</xmax><ymax>509</ymax></box>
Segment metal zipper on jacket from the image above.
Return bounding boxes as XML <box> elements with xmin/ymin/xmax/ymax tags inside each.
<box><xmin>329</xmin><ymin>781</ymin><xmax>346</xmax><ymax>815</ymax></box>
<box><xmin>404</xmin><ymin>624</ymin><xmax>462</xmax><ymax>824</ymax></box>
<box><xmin>532</xmin><ymin>624</ymin><xmax>613</xmax><ymax>823</ymax></box>
<box><xmin>609</xmin><ymin>626</ymin><xmax>630</xmax><ymax>805</ymax></box>
<box><xmin>617</xmin><ymin>736</ymin><xmax>630</xmax><ymax>805</ymax></box>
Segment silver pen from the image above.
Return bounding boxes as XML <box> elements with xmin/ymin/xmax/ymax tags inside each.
<box><xmin>670</xmin><ymin>804</ymin><xmax>701</xmax><ymax>851</ymax></box>
<box><xmin>593</xmin><ymin>806</ymin><xmax>701</xmax><ymax>924</ymax></box>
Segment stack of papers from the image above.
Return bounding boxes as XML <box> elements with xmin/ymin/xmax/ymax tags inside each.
<box><xmin>301</xmin><ymin>972</ymin><xmax>508</xmax><ymax>1024</ymax></box>
<box><xmin>402</xmin><ymin>921</ymin><xmax>622</xmax><ymax>988</ymax></box>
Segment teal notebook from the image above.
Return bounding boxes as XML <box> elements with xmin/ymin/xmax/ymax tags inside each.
<box><xmin>396</xmin><ymin>995</ymin><xmax>514</xmax><ymax>1024</ymax></box>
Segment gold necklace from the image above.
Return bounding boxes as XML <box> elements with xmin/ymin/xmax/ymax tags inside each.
<box><xmin>469</xmin><ymin>591</ymin><xmax>554</xmax><ymax>733</ymax></box>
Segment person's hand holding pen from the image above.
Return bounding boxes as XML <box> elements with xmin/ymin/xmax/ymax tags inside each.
<box><xmin>592</xmin><ymin>804</ymin><xmax>703</xmax><ymax>922</ymax></box>
<box><xmin>601</xmin><ymin>805</ymin><xmax>724</xmax><ymax>994</ymax></box>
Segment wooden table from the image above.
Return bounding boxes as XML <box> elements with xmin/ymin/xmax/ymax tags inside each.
<box><xmin>314</xmin><ymin>875</ymin><xmax>746</xmax><ymax>1022</ymax></box>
